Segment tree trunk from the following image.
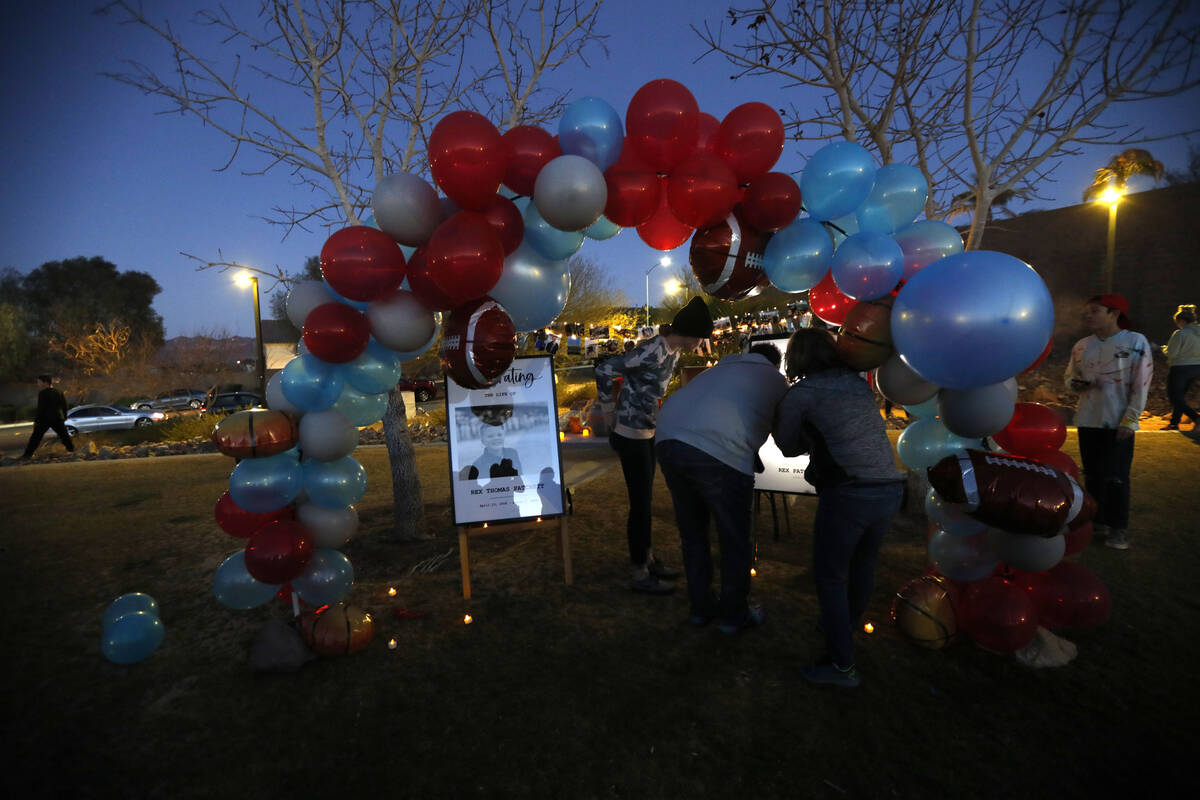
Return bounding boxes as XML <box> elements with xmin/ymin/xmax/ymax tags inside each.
<box><xmin>381</xmin><ymin>387</ymin><xmax>424</xmax><ymax>541</ymax></box>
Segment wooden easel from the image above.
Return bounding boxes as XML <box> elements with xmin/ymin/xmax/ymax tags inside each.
<box><xmin>457</xmin><ymin>511</ymin><xmax>573</xmax><ymax>599</ymax></box>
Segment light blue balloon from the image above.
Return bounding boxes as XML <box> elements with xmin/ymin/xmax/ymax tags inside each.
<box><xmin>341</xmin><ymin>339</ymin><xmax>404</xmax><ymax>395</ymax></box>
<box><xmin>763</xmin><ymin>218</ymin><xmax>833</xmax><ymax>293</ymax></box>
<box><xmin>333</xmin><ymin>382</ymin><xmax>389</xmax><ymax>427</ymax></box>
<box><xmin>302</xmin><ymin>456</ymin><xmax>367</xmax><ymax>508</ymax></box>
<box><xmin>855</xmin><ymin>163</ymin><xmax>928</xmax><ymax>235</ymax></box>
<box><xmin>800</xmin><ymin>141</ymin><xmax>877</xmax><ymax>221</ymax></box>
<box><xmin>229</xmin><ymin>452</ymin><xmax>303</xmax><ymax>513</ymax></box>
<box><xmin>101</xmin><ymin>611</ymin><xmax>165</xmax><ymax>664</ymax></box>
<box><xmin>928</xmin><ymin>528</ymin><xmax>999</xmax><ymax>583</ymax></box>
<box><xmin>925</xmin><ymin>488</ymin><xmax>987</xmax><ymax>537</ymax></box>
<box><xmin>522</xmin><ymin>201</ymin><xmax>585</xmax><ymax>261</ymax></box>
<box><xmin>830</xmin><ymin>231</ymin><xmax>904</xmax><ymax>300</ymax></box>
<box><xmin>902</xmin><ymin>394</ymin><xmax>941</xmax><ymax>419</ymax></box>
<box><xmin>213</xmin><ymin>551</ymin><xmax>281</xmax><ymax>610</ymax></box>
<box><xmin>292</xmin><ymin>548</ymin><xmax>355</xmax><ymax>606</ymax></box>
<box><xmin>558</xmin><ymin>96</ymin><xmax>624</xmax><ymax>171</ymax></box>
<box><xmin>895</xmin><ymin>417</ymin><xmax>976</xmax><ymax>470</ymax></box>
<box><xmin>393</xmin><ymin>314</ymin><xmax>442</xmax><ymax>362</ymax></box>
<box><xmin>893</xmin><ymin>220</ymin><xmax>964</xmax><ymax>280</ymax></box>
<box><xmin>281</xmin><ymin>353</ymin><xmax>345</xmax><ymax>411</ymax></box>
<box><xmin>488</xmin><ymin>242</ymin><xmax>571</xmax><ymax>331</ymax></box>
<box><xmin>584</xmin><ymin>214</ymin><xmax>622</xmax><ymax>240</ymax></box>
<box><xmin>892</xmin><ymin>251</ymin><xmax>1054</xmax><ymax>389</ymax></box>
<box><xmin>103</xmin><ymin>593</ymin><xmax>159</xmax><ymax>631</ymax></box>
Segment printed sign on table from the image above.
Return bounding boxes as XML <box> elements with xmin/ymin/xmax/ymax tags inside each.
<box><xmin>446</xmin><ymin>355</ymin><xmax>566</xmax><ymax>525</ymax></box>
<box><xmin>750</xmin><ymin>333</ymin><xmax>817</xmax><ymax>496</ymax></box>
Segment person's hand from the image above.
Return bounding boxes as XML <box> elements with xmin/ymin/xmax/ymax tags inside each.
<box><xmin>1069</xmin><ymin>378</ymin><xmax>1092</xmax><ymax>391</ymax></box>
<box><xmin>1116</xmin><ymin>427</ymin><xmax>1134</xmax><ymax>440</ymax></box>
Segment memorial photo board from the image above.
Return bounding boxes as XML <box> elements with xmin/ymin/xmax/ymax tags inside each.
<box><xmin>445</xmin><ymin>355</ymin><xmax>566</xmax><ymax>525</ymax></box>
<box><xmin>749</xmin><ymin>333</ymin><xmax>817</xmax><ymax>495</ymax></box>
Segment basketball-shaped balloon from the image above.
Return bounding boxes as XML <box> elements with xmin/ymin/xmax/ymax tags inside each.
<box><xmin>439</xmin><ymin>298</ymin><xmax>517</xmax><ymax>389</ymax></box>
<box><xmin>319</xmin><ymin>225</ymin><xmax>407</xmax><ymax>302</ymax></box>
<box><xmin>211</xmin><ymin>409</ymin><xmax>300</xmax><ymax>459</ymax></box>
<box><xmin>836</xmin><ymin>295</ymin><xmax>894</xmax><ymax>370</ymax></box>
<box><xmin>891</xmin><ymin>575</ymin><xmax>958</xmax><ymax>649</ymax></box>
<box><xmin>298</xmin><ymin>603</ymin><xmax>375</xmax><ymax>656</ymax></box>
<box><xmin>688</xmin><ymin>206</ymin><xmax>772</xmax><ymax>300</ymax></box>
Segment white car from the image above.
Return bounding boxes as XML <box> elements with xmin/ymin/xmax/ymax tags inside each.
<box><xmin>64</xmin><ymin>405</ymin><xmax>166</xmax><ymax>436</ymax></box>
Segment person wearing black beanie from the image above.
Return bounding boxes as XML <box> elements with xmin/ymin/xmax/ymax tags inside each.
<box><xmin>595</xmin><ymin>296</ymin><xmax>713</xmax><ymax>594</ymax></box>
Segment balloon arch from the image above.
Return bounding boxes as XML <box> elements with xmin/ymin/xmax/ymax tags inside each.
<box><xmin>197</xmin><ymin>78</ymin><xmax>1103</xmax><ymax>659</ymax></box>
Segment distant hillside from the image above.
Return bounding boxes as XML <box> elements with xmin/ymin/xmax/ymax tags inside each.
<box><xmin>154</xmin><ymin>336</ymin><xmax>255</xmax><ymax>367</ymax></box>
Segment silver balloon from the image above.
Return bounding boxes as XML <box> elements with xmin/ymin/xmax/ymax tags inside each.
<box><xmin>296</xmin><ymin>502</ymin><xmax>359</xmax><ymax>549</ymax></box>
<box><xmin>987</xmin><ymin>528</ymin><xmax>1065</xmax><ymax>572</ymax></box>
<box><xmin>533</xmin><ymin>154</ymin><xmax>607</xmax><ymax>232</ymax></box>
<box><xmin>286</xmin><ymin>281</ymin><xmax>337</xmax><ymax>329</ymax></box>
<box><xmin>371</xmin><ymin>172</ymin><xmax>441</xmax><ymax>247</ymax></box>
<box><xmin>266</xmin><ymin>370</ymin><xmax>305</xmax><ymax>416</ymax></box>
<box><xmin>937</xmin><ymin>378</ymin><xmax>1017</xmax><ymax>439</ymax></box>
<box><xmin>487</xmin><ymin>242</ymin><xmax>571</xmax><ymax>332</ymax></box>
<box><xmin>876</xmin><ymin>352</ymin><xmax>938</xmax><ymax>405</ymax></box>
<box><xmin>366</xmin><ymin>289</ymin><xmax>437</xmax><ymax>352</ymax></box>
<box><xmin>298</xmin><ymin>408</ymin><xmax>359</xmax><ymax>462</ymax></box>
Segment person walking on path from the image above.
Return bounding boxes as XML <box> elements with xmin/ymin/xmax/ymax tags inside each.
<box><xmin>595</xmin><ymin>296</ymin><xmax>713</xmax><ymax>594</ymax></box>
<box><xmin>774</xmin><ymin>329</ymin><xmax>904</xmax><ymax>689</ymax></box>
<box><xmin>22</xmin><ymin>375</ymin><xmax>75</xmax><ymax>460</ymax></box>
<box><xmin>655</xmin><ymin>343</ymin><xmax>789</xmax><ymax>633</ymax></box>
<box><xmin>1064</xmin><ymin>294</ymin><xmax>1154</xmax><ymax>550</ymax></box>
<box><xmin>1163</xmin><ymin>304</ymin><xmax>1200</xmax><ymax>430</ymax></box>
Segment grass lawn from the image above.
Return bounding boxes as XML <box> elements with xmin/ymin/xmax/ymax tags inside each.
<box><xmin>1</xmin><ymin>433</ymin><xmax>1198</xmax><ymax>798</ymax></box>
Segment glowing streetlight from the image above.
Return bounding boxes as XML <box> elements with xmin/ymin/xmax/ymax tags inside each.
<box><xmin>1093</xmin><ymin>184</ymin><xmax>1125</xmax><ymax>293</ymax></box>
<box><xmin>644</xmin><ymin>256</ymin><xmax>673</xmax><ymax>328</ymax></box>
<box><xmin>235</xmin><ymin>271</ymin><xmax>267</xmax><ymax>395</ymax></box>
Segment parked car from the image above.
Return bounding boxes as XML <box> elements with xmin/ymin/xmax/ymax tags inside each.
<box><xmin>397</xmin><ymin>378</ymin><xmax>438</xmax><ymax>403</ymax></box>
<box><xmin>202</xmin><ymin>391</ymin><xmax>265</xmax><ymax>414</ymax></box>
<box><xmin>65</xmin><ymin>405</ymin><xmax>166</xmax><ymax>436</ymax></box>
<box><xmin>130</xmin><ymin>388</ymin><xmax>208</xmax><ymax>410</ymax></box>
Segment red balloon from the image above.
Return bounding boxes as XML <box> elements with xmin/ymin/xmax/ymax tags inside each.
<box><xmin>603</xmin><ymin>138</ymin><xmax>661</xmax><ymax>227</ymax></box>
<box><xmin>994</xmin><ymin>402</ymin><xmax>1068</xmax><ymax>456</ymax></box>
<box><xmin>501</xmin><ymin>125</ymin><xmax>560</xmax><ymax>197</ymax></box>
<box><xmin>1063</xmin><ymin>521</ymin><xmax>1094</xmax><ymax>556</ymax></box>
<box><xmin>666</xmin><ymin>152</ymin><xmax>740</xmax><ymax>229</ymax></box>
<box><xmin>1022</xmin><ymin>338</ymin><xmax>1053</xmax><ymax>373</ymax></box>
<box><xmin>740</xmin><ymin>171</ymin><xmax>803</xmax><ymax>232</ymax></box>
<box><xmin>214</xmin><ymin>491</ymin><xmax>294</xmax><ymax>539</ymax></box>
<box><xmin>424</xmin><ymin>211</ymin><xmax>506</xmax><ymax>306</ymax></box>
<box><xmin>302</xmin><ymin>302</ymin><xmax>371</xmax><ymax>363</ymax></box>
<box><xmin>809</xmin><ymin>270</ymin><xmax>858</xmax><ymax>326</ymax></box>
<box><xmin>428</xmin><ymin>111</ymin><xmax>508</xmax><ymax>211</ymax></box>
<box><xmin>1007</xmin><ymin>568</ymin><xmax>1073</xmax><ymax>629</ymax></box>
<box><xmin>244</xmin><ymin>519</ymin><xmax>314</xmax><ymax>585</ymax></box>
<box><xmin>695</xmin><ymin>112</ymin><xmax>721</xmax><ymax>154</ymax></box>
<box><xmin>320</xmin><ymin>226</ymin><xmax>407</xmax><ymax>302</ymax></box>
<box><xmin>1039</xmin><ymin>561</ymin><xmax>1111</xmax><ymax>629</ymax></box>
<box><xmin>480</xmin><ymin>195</ymin><xmax>524</xmax><ymax>256</ymax></box>
<box><xmin>961</xmin><ymin>576</ymin><xmax>1038</xmax><ymax>652</ymax></box>
<box><xmin>625</xmin><ymin>79</ymin><xmax>700</xmax><ymax>172</ymax></box>
<box><xmin>403</xmin><ymin>246</ymin><xmax>457</xmax><ymax>312</ymax></box>
<box><xmin>1028</xmin><ymin>447</ymin><xmax>1080</xmax><ymax>480</ymax></box>
<box><xmin>637</xmin><ymin>177</ymin><xmax>694</xmax><ymax>251</ymax></box>
<box><xmin>714</xmin><ymin>102</ymin><xmax>785</xmax><ymax>184</ymax></box>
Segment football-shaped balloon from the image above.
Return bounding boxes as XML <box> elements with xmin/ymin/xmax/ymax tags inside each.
<box><xmin>439</xmin><ymin>298</ymin><xmax>517</xmax><ymax>389</ymax></box>
<box><xmin>211</xmin><ymin>409</ymin><xmax>300</xmax><ymax>459</ymax></box>
<box><xmin>836</xmin><ymin>295</ymin><xmax>894</xmax><ymax>370</ymax></box>
<box><xmin>688</xmin><ymin>206</ymin><xmax>772</xmax><ymax>300</ymax></box>
<box><xmin>319</xmin><ymin>226</ymin><xmax>407</xmax><ymax>302</ymax></box>
<box><xmin>298</xmin><ymin>603</ymin><xmax>375</xmax><ymax>656</ymax></box>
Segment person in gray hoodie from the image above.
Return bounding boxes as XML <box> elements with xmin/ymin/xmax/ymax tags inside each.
<box><xmin>774</xmin><ymin>328</ymin><xmax>903</xmax><ymax>689</ymax></box>
<box><xmin>655</xmin><ymin>343</ymin><xmax>790</xmax><ymax>633</ymax></box>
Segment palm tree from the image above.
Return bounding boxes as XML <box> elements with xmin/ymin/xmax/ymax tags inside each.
<box><xmin>1082</xmin><ymin>148</ymin><xmax>1165</xmax><ymax>201</ymax></box>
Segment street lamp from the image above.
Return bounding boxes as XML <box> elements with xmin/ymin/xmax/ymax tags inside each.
<box><xmin>1094</xmin><ymin>184</ymin><xmax>1125</xmax><ymax>293</ymax></box>
<box><xmin>644</xmin><ymin>256</ymin><xmax>673</xmax><ymax>328</ymax></box>
<box><xmin>235</xmin><ymin>272</ymin><xmax>267</xmax><ymax>396</ymax></box>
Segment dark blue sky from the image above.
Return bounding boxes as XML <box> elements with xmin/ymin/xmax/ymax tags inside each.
<box><xmin>2</xmin><ymin>0</ymin><xmax>1196</xmax><ymax>338</ymax></box>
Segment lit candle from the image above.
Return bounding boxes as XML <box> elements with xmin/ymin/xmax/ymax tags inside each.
<box><xmin>387</xmin><ymin>587</ymin><xmax>397</xmax><ymax>597</ymax></box>
<box><xmin>750</xmin><ymin>568</ymin><xmax>757</xmax><ymax>577</ymax></box>
<box><xmin>463</xmin><ymin>614</ymin><xmax>473</xmax><ymax>625</ymax></box>
<box><xmin>863</xmin><ymin>622</ymin><xmax>875</xmax><ymax>634</ymax></box>
<box><xmin>388</xmin><ymin>638</ymin><xmax>397</xmax><ymax>650</ymax></box>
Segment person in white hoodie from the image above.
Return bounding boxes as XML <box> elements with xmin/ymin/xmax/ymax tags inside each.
<box><xmin>1065</xmin><ymin>294</ymin><xmax>1154</xmax><ymax>551</ymax></box>
<box><xmin>655</xmin><ymin>343</ymin><xmax>789</xmax><ymax>634</ymax></box>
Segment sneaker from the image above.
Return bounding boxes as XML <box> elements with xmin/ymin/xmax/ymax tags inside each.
<box><xmin>631</xmin><ymin>573</ymin><xmax>675</xmax><ymax>595</ymax></box>
<box><xmin>1105</xmin><ymin>529</ymin><xmax>1130</xmax><ymax>550</ymax></box>
<box><xmin>802</xmin><ymin>661</ymin><xmax>861</xmax><ymax>689</ymax></box>
<box><xmin>646</xmin><ymin>554</ymin><xmax>681</xmax><ymax>580</ymax></box>
<box><xmin>718</xmin><ymin>604</ymin><xmax>765</xmax><ymax>635</ymax></box>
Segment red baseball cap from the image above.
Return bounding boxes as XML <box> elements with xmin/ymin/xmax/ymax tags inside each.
<box><xmin>1087</xmin><ymin>294</ymin><xmax>1132</xmax><ymax>329</ymax></box>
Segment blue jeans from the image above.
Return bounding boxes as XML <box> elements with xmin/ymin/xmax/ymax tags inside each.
<box><xmin>813</xmin><ymin>482</ymin><xmax>904</xmax><ymax>668</ymax></box>
<box><xmin>656</xmin><ymin>440</ymin><xmax>754</xmax><ymax>625</ymax></box>
<box><xmin>1167</xmin><ymin>365</ymin><xmax>1200</xmax><ymax>425</ymax></box>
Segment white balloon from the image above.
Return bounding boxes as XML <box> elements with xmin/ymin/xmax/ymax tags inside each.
<box><xmin>286</xmin><ymin>281</ymin><xmax>337</xmax><ymax>329</ymax></box>
<box><xmin>296</xmin><ymin>502</ymin><xmax>359</xmax><ymax>549</ymax></box>
<box><xmin>876</xmin><ymin>352</ymin><xmax>938</xmax><ymax>405</ymax></box>
<box><xmin>366</xmin><ymin>289</ymin><xmax>438</xmax><ymax>352</ymax></box>
<box><xmin>533</xmin><ymin>154</ymin><xmax>607</xmax><ymax>232</ymax></box>
<box><xmin>937</xmin><ymin>378</ymin><xmax>1018</xmax><ymax>439</ymax></box>
<box><xmin>987</xmin><ymin>528</ymin><xmax>1066</xmax><ymax>572</ymax></box>
<box><xmin>298</xmin><ymin>408</ymin><xmax>358</xmax><ymax>461</ymax></box>
<box><xmin>266</xmin><ymin>371</ymin><xmax>305</xmax><ymax>416</ymax></box>
<box><xmin>372</xmin><ymin>172</ymin><xmax>441</xmax><ymax>247</ymax></box>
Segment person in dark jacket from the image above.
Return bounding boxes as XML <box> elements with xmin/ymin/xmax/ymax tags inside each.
<box><xmin>774</xmin><ymin>329</ymin><xmax>903</xmax><ymax>689</ymax></box>
<box><xmin>22</xmin><ymin>375</ymin><xmax>75</xmax><ymax>459</ymax></box>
